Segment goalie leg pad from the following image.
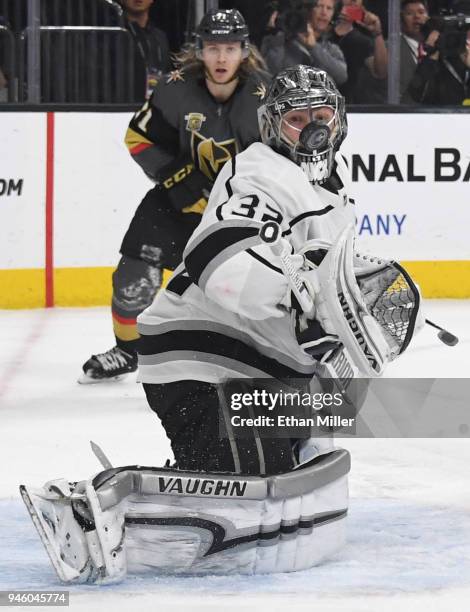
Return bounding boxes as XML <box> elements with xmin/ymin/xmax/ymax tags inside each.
<box><xmin>22</xmin><ymin>450</ymin><xmax>350</xmax><ymax>582</ymax></box>
<box><xmin>84</xmin><ymin>482</ymin><xmax>127</xmax><ymax>584</ymax></box>
<box><xmin>103</xmin><ymin>449</ymin><xmax>350</xmax><ymax>577</ymax></box>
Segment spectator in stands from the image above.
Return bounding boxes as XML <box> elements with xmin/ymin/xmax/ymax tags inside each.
<box><xmin>363</xmin><ymin>0</ymin><xmax>388</xmax><ymax>34</ymax></box>
<box><xmin>261</xmin><ymin>0</ymin><xmax>347</xmax><ymax>86</ymax></box>
<box><xmin>332</xmin><ymin>0</ymin><xmax>387</xmax><ymax>102</ymax></box>
<box><xmin>400</xmin><ymin>0</ymin><xmax>430</xmax><ymax>101</ymax></box>
<box><xmin>120</xmin><ymin>0</ymin><xmax>172</xmax><ymax>99</ymax></box>
<box><xmin>258</xmin><ymin>1</ymin><xmax>285</xmax><ymax>43</ymax></box>
<box><xmin>406</xmin><ymin>27</ymin><xmax>470</xmax><ymax>104</ymax></box>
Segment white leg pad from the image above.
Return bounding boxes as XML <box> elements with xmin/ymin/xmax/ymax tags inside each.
<box><xmin>22</xmin><ymin>449</ymin><xmax>350</xmax><ymax>582</ymax></box>
<box><xmin>85</xmin><ymin>482</ymin><xmax>126</xmax><ymax>584</ymax></box>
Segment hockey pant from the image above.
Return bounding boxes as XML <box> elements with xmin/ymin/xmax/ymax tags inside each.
<box><xmin>143</xmin><ymin>380</ymin><xmax>296</xmax><ymax>475</ymax></box>
<box><xmin>20</xmin><ymin>450</ymin><xmax>350</xmax><ymax>583</ymax></box>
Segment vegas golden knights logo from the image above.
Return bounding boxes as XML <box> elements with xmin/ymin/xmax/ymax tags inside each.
<box><xmin>193</xmin><ymin>132</ymin><xmax>238</xmax><ymax>181</ymax></box>
<box><xmin>184</xmin><ymin>112</ymin><xmax>238</xmax><ymax>182</ymax></box>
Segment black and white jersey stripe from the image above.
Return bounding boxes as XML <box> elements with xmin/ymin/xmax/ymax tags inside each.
<box><xmin>138</xmin><ymin>319</ymin><xmax>317</xmax><ymax>381</ymax></box>
<box><xmin>184</xmin><ymin>219</ymin><xmax>263</xmax><ymax>290</ymax></box>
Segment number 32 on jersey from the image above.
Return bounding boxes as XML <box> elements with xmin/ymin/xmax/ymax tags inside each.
<box><xmin>223</xmin><ymin>194</ymin><xmax>283</xmax><ymax>224</ymax></box>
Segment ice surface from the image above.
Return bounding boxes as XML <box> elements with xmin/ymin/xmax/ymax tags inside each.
<box><xmin>0</xmin><ymin>301</ymin><xmax>469</xmax><ymax>611</ymax></box>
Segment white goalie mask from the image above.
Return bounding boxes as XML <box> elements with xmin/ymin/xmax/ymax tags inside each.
<box><xmin>257</xmin><ymin>65</ymin><xmax>347</xmax><ymax>184</ymax></box>
<box><xmin>309</xmin><ymin>225</ymin><xmax>422</xmax><ymax>377</ymax></box>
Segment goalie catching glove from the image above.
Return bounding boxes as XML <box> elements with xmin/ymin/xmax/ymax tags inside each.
<box><xmin>291</xmin><ymin>224</ymin><xmax>422</xmax><ymax>377</ymax></box>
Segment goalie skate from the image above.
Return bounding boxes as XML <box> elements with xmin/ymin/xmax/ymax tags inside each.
<box><xmin>78</xmin><ymin>346</ymin><xmax>137</xmax><ymax>384</ymax></box>
<box><xmin>19</xmin><ymin>482</ymin><xmax>94</xmax><ymax>583</ymax></box>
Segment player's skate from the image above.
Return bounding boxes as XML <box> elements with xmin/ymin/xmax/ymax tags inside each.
<box><xmin>78</xmin><ymin>346</ymin><xmax>137</xmax><ymax>384</ymax></box>
<box><xmin>19</xmin><ymin>480</ymin><xmax>94</xmax><ymax>583</ymax></box>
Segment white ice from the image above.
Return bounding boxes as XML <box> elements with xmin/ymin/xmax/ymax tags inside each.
<box><xmin>0</xmin><ymin>300</ymin><xmax>469</xmax><ymax>611</ymax></box>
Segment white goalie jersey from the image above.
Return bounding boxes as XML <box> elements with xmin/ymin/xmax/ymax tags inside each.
<box><xmin>137</xmin><ymin>142</ymin><xmax>356</xmax><ymax>384</ymax></box>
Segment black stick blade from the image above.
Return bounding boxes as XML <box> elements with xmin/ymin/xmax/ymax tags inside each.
<box><xmin>437</xmin><ymin>330</ymin><xmax>459</xmax><ymax>346</ymax></box>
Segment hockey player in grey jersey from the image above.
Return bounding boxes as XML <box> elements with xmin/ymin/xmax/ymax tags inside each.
<box><xmin>20</xmin><ymin>66</ymin><xmax>422</xmax><ymax>582</ymax></box>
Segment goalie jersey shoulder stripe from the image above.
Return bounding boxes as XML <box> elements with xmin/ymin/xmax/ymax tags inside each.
<box><xmin>184</xmin><ymin>220</ymin><xmax>261</xmax><ymax>288</ymax></box>
<box><xmin>166</xmin><ymin>268</ymin><xmax>193</xmax><ymax>296</ymax></box>
<box><xmin>224</xmin><ymin>155</ymin><xmax>236</xmax><ymax>199</ymax></box>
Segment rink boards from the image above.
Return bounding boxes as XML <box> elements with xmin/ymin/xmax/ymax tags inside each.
<box><xmin>0</xmin><ymin>111</ymin><xmax>469</xmax><ymax>307</ymax></box>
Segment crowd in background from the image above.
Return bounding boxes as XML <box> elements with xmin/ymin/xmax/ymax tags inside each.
<box><xmin>257</xmin><ymin>0</ymin><xmax>470</xmax><ymax>104</ymax></box>
<box><xmin>0</xmin><ymin>0</ymin><xmax>469</xmax><ymax>105</ymax></box>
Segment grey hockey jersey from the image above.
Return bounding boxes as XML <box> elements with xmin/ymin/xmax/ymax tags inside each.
<box><xmin>137</xmin><ymin>142</ymin><xmax>356</xmax><ymax>384</ymax></box>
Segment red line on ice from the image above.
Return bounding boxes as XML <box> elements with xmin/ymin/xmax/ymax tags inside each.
<box><xmin>0</xmin><ymin>312</ymin><xmax>49</xmax><ymax>402</ymax></box>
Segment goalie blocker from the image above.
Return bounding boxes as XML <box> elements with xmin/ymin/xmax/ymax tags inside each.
<box><xmin>20</xmin><ymin>449</ymin><xmax>350</xmax><ymax>583</ymax></box>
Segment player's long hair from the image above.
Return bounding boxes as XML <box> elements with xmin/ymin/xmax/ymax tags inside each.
<box><xmin>172</xmin><ymin>43</ymin><xmax>268</xmax><ymax>80</ymax></box>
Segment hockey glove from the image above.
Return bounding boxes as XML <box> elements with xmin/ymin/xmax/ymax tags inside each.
<box><xmin>311</xmin><ymin>224</ymin><xmax>422</xmax><ymax>376</ymax></box>
<box><xmin>158</xmin><ymin>155</ymin><xmax>212</xmax><ymax>215</ymax></box>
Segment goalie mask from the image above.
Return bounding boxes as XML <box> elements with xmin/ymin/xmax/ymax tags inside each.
<box><xmin>311</xmin><ymin>225</ymin><xmax>422</xmax><ymax>377</ymax></box>
<box><xmin>195</xmin><ymin>9</ymin><xmax>250</xmax><ymax>59</ymax></box>
<box><xmin>258</xmin><ymin>65</ymin><xmax>347</xmax><ymax>184</ymax></box>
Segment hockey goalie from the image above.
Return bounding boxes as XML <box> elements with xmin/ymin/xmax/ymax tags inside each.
<box><xmin>20</xmin><ymin>66</ymin><xmax>423</xmax><ymax>584</ymax></box>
